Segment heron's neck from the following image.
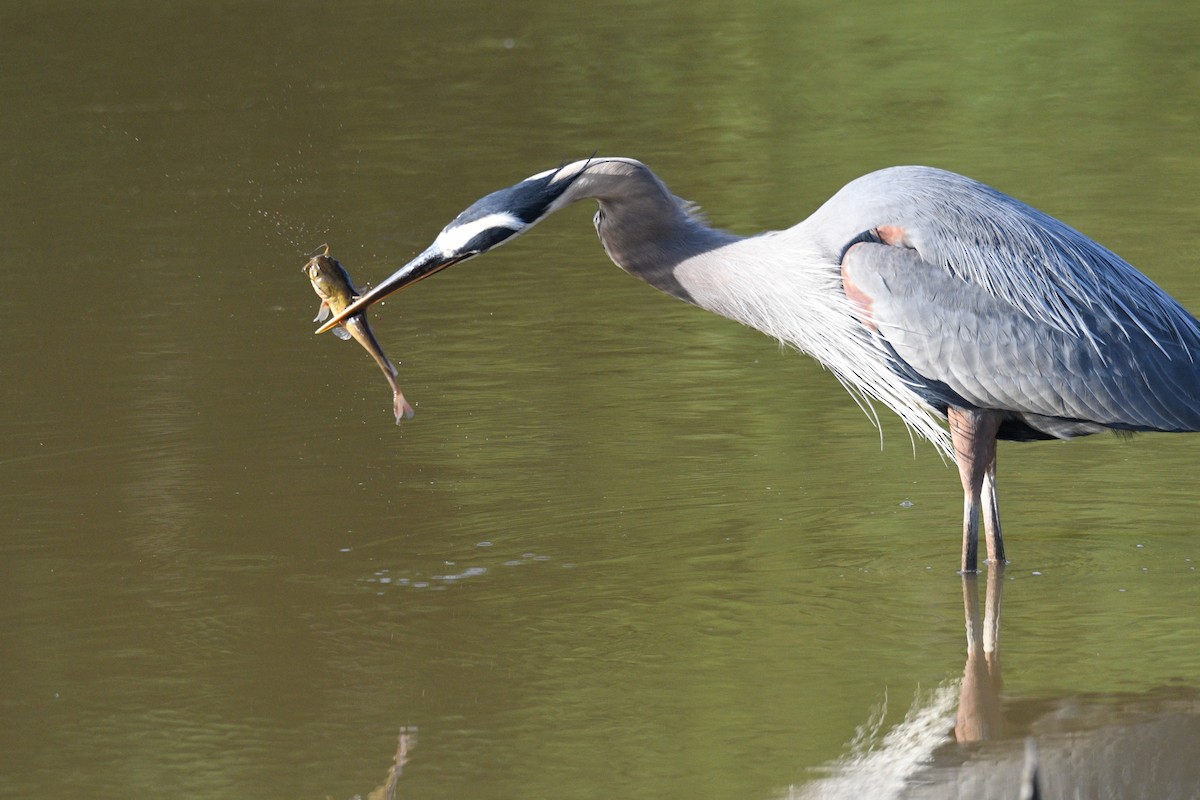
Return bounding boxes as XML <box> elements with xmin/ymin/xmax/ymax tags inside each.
<box><xmin>550</xmin><ymin>158</ymin><xmax>952</xmax><ymax>453</ymax></box>
<box><xmin>562</xmin><ymin>159</ymin><xmax>741</xmax><ymax>304</ymax></box>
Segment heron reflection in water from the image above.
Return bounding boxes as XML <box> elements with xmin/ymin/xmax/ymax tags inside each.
<box><xmin>317</xmin><ymin>158</ymin><xmax>1200</xmax><ymax>572</ymax></box>
<box><xmin>790</xmin><ymin>568</ymin><xmax>1200</xmax><ymax>799</ymax></box>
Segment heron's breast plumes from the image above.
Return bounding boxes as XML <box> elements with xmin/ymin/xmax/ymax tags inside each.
<box><xmin>673</xmin><ymin>232</ymin><xmax>953</xmax><ymax>454</ymax></box>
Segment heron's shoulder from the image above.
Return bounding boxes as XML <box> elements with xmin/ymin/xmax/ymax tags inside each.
<box><xmin>812</xmin><ymin>165</ymin><xmax>1058</xmax><ymax>244</ymax></box>
<box><xmin>852</xmin><ymin>164</ymin><xmax>972</xmax><ymax>184</ymax></box>
<box><xmin>801</xmin><ymin>167</ymin><xmax>999</xmax><ymax>247</ymax></box>
<box><xmin>818</xmin><ymin>166</ymin><xmax>1200</xmax><ymax>350</ymax></box>
<box><xmin>835</xmin><ymin>165</ymin><xmax>999</xmax><ymax>205</ymax></box>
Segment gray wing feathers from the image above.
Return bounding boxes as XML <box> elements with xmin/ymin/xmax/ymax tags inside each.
<box><xmin>819</xmin><ymin>167</ymin><xmax>1200</xmax><ymax>355</ymax></box>
<box><xmin>844</xmin><ymin>242</ymin><xmax>1200</xmax><ymax>433</ymax></box>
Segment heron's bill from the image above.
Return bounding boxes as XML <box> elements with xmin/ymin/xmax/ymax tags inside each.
<box><xmin>313</xmin><ymin>246</ymin><xmax>458</xmax><ymax>334</ymax></box>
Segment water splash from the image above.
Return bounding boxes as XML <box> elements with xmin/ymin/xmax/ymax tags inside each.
<box><xmin>787</xmin><ymin>683</ymin><xmax>957</xmax><ymax>800</ymax></box>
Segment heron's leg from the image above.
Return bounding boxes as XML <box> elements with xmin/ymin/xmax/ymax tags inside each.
<box><xmin>948</xmin><ymin>407</ymin><xmax>1003</xmax><ymax>573</ymax></box>
<box><xmin>959</xmin><ymin>489</ymin><xmax>980</xmax><ymax>574</ymax></box>
<box><xmin>981</xmin><ymin>454</ymin><xmax>1006</xmax><ymax>566</ymax></box>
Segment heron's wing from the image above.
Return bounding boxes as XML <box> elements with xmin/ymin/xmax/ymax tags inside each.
<box><xmin>841</xmin><ymin>241</ymin><xmax>1200</xmax><ymax>433</ymax></box>
<box><xmin>816</xmin><ymin>166</ymin><xmax>1200</xmax><ymax>357</ymax></box>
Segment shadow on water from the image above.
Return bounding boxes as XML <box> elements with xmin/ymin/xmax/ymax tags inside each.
<box><xmin>792</xmin><ymin>566</ymin><xmax>1200</xmax><ymax>800</ymax></box>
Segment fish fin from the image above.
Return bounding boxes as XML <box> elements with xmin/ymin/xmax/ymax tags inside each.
<box><xmin>394</xmin><ymin>393</ymin><xmax>415</xmax><ymax>423</ymax></box>
<box><xmin>313</xmin><ymin>301</ymin><xmax>331</xmax><ymax>323</ymax></box>
<box><xmin>332</xmin><ymin>326</ymin><xmax>352</xmax><ymax>341</ymax></box>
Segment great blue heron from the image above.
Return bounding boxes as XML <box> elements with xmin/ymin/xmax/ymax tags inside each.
<box><xmin>316</xmin><ymin>157</ymin><xmax>1200</xmax><ymax>572</ymax></box>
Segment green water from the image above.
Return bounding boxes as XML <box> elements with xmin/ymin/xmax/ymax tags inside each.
<box><xmin>3</xmin><ymin>1</ymin><xmax>1199</xmax><ymax>797</ymax></box>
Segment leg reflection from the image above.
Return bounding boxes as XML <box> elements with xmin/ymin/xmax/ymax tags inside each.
<box><xmin>955</xmin><ymin>564</ymin><xmax>1005</xmax><ymax>743</ymax></box>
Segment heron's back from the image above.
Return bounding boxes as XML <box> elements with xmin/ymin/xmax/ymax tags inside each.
<box><xmin>802</xmin><ymin>166</ymin><xmax>1200</xmax><ymax>437</ymax></box>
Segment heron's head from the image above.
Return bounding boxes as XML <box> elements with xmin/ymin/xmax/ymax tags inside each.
<box><xmin>314</xmin><ymin>160</ymin><xmax>595</xmax><ymax>334</ymax></box>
